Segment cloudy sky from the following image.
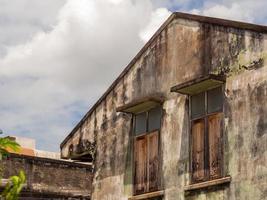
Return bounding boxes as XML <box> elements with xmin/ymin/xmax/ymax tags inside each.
<box><xmin>1</xmin><ymin>0</ymin><xmax>267</xmax><ymax>152</ymax></box>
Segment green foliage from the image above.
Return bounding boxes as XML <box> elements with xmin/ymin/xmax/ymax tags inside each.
<box><xmin>0</xmin><ymin>137</ymin><xmax>21</xmax><ymax>160</ymax></box>
<box><xmin>0</xmin><ymin>133</ymin><xmax>26</xmax><ymax>199</ymax></box>
<box><xmin>1</xmin><ymin>171</ymin><xmax>26</xmax><ymax>200</ymax></box>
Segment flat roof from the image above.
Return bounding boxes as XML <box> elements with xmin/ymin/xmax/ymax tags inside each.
<box><xmin>174</xmin><ymin>12</ymin><xmax>267</xmax><ymax>33</ymax></box>
<box><xmin>61</xmin><ymin>12</ymin><xmax>267</xmax><ymax>148</ymax></box>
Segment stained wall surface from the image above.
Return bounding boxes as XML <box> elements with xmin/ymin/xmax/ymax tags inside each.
<box><xmin>61</xmin><ymin>15</ymin><xmax>267</xmax><ymax>200</ymax></box>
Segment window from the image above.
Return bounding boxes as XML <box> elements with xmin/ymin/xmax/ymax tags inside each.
<box><xmin>133</xmin><ymin>106</ymin><xmax>162</xmax><ymax>195</ymax></box>
<box><xmin>190</xmin><ymin>86</ymin><xmax>223</xmax><ymax>183</ymax></box>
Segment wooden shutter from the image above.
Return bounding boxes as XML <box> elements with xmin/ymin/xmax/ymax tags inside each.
<box><xmin>134</xmin><ymin>136</ymin><xmax>147</xmax><ymax>194</ymax></box>
<box><xmin>191</xmin><ymin>119</ymin><xmax>205</xmax><ymax>182</ymax></box>
<box><xmin>147</xmin><ymin>131</ymin><xmax>159</xmax><ymax>192</ymax></box>
<box><xmin>208</xmin><ymin>113</ymin><xmax>222</xmax><ymax>179</ymax></box>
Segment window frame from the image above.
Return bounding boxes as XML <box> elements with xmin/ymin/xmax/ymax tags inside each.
<box><xmin>189</xmin><ymin>86</ymin><xmax>224</xmax><ymax>184</ymax></box>
<box><xmin>132</xmin><ymin>106</ymin><xmax>162</xmax><ymax>196</ymax></box>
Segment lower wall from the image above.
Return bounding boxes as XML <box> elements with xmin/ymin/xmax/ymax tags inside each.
<box><xmin>1</xmin><ymin>153</ymin><xmax>92</xmax><ymax>199</ymax></box>
<box><xmin>92</xmin><ymin>175</ymin><xmax>128</xmax><ymax>200</ymax></box>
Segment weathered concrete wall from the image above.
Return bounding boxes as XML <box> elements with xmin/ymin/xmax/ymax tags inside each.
<box><xmin>61</xmin><ymin>15</ymin><xmax>267</xmax><ymax>200</ymax></box>
<box><xmin>1</xmin><ymin>153</ymin><xmax>92</xmax><ymax>199</ymax></box>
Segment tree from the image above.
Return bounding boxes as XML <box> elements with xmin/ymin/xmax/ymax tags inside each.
<box><xmin>0</xmin><ymin>136</ymin><xmax>20</xmax><ymax>160</ymax></box>
<box><xmin>0</xmin><ymin>131</ymin><xmax>26</xmax><ymax>200</ymax></box>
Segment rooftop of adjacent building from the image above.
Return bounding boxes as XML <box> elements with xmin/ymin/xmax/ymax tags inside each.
<box><xmin>4</xmin><ymin>135</ymin><xmax>92</xmax><ymax>166</ymax></box>
<box><xmin>6</xmin><ymin>135</ymin><xmax>61</xmax><ymax>159</ymax></box>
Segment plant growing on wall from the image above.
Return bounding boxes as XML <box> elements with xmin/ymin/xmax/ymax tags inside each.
<box><xmin>0</xmin><ymin>130</ymin><xmax>26</xmax><ymax>200</ymax></box>
<box><xmin>1</xmin><ymin>171</ymin><xmax>26</xmax><ymax>200</ymax></box>
<box><xmin>0</xmin><ymin>137</ymin><xmax>20</xmax><ymax>160</ymax></box>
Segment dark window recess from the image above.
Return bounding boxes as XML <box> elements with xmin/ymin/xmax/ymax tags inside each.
<box><xmin>191</xmin><ymin>92</ymin><xmax>205</xmax><ymax>119</ymax></box>
<box><xmin>208</xmin><ymin>87</ymin><xmax>223</xmax><ymax>113</ymax></box>
<box><xmin>148</xmin><ymin>107</ymin><xmax>162</xmax><ymax>132</ymax></box>
<box><xmin>135</xmin><ymin>112</ymin><xmax>147</xmax><ymax>135</ymax></box>
<box><xmin>190</xmin><ymin>86</ymin><xmax>223</xmax><ymax>183</ymax></box>
<box><xmin>133</xmin><ymin>106</ymin><xmax>162</xmax><ymax>195</ymax></box>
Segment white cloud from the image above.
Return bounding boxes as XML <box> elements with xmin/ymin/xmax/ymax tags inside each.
<box><xmin>152</xmin><ymin>0</ymin><xmax>190</xmax><ymax>9</ymax></box>
<box><xmin>139</xmin><ymin>8</ymin><xmax>171</xmax><ymax>42</ymax></box>
<box><xmin>190</xmin><ymin>0</ymin><xmax>267</xmax><ymax>24</ymax></box>
<box><xmin>0</xmin><ymin>0</ymin><xmax>170</xmax><ymax>151</ymax></box>
<box><xmin>108</xmin><ymin>0</ymin><xmax>124</xmax><ymax>5</ymax></box>
<box><xmin>0</xmin><ymin>0</ymin><xmax>66</xmax><ymax>57</ymax></box>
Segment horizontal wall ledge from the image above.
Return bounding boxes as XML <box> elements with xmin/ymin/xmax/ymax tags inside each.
<box><xmin>0</xmin><ymin>179</ymin><xmax>27</xmax><ymax>189</ymax></box>
<box><xmin>0</xmin><ymin>179</ymin><xmax>9</xmax><ymax>187</ymax></box>
<box><xmin>129</xmin><ymin>190</ymin><xmax>164</xmax><ymax>200</ymax></box>
<box><xmin>171</xmin><ymin>74</ymin><xmax>226</xmax><ymax>95</ymax></box>
<box><xmin>68</xmin><ymin>150</ymin><xmax>94</xmax><ymax>162</ymax></box>
<box><xmin>6</xmin><ymin>153</ymin><xmax>93</xmax><ymax>169</ymax></box>
<box><xmin>116</xmin><ymin>96</ymin><xmax>164</xmax><ymax>114</ymax></box>
<box><xmin>184</xmin><ymin>176</ymin><xmax>231</xmax><ymax>192</ymax></box>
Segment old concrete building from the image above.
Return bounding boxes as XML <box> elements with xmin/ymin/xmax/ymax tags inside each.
<box><xmin>60</xmin><ymin>12</ymin><xmax>267</xmax><ymax>200</ymax></box>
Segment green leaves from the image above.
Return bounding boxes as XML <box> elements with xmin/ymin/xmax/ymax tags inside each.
<box><xmin>0</xmin><ymin>138</ymin><xmax>21</xmax><ymax>151</ymax></box>
<box><xmin>1</xmin><ymin>171</ymin><xmax>26</xmax><ymax>200</ymax></box>
<box><xmin>0</xmin><ymin>135</ymin><xmax>25</xmax><ymax>199</ymax></box>
<box><xmin>0</xmin><ymin>138</ymin><xmax>21</xmax><ymax>160</ymax></box>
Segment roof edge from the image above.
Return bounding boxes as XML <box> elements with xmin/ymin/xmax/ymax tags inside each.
<box><xmin>60</xmin><ymin>13</ymin><xmax>177</xmax><ymax>148</ymax></box>
<box><xmin>174</xmin><ymin>12</ymin><xmax>267</xmax><ymax>33</ymax></box>
<box><xmin>61</xmin><ymin>12</ymin><xmax>267</xmax><ymax>148</ymax></box>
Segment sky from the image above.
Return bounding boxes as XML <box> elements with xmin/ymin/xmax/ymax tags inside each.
<box><xmin>0</xmin><ymin>0</ymin><xmax>267</xmax><ymax>152</ymax></box>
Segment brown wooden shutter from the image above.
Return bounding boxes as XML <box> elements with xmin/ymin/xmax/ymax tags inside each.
<box><xmin>208</xmin><ymin>113</ymin><xmax>222</xmax><ymax>179</ymax></box>
<box><xmin>147</xmin><ymin>131</ymin><xmax>159</xmax><ymax>192</ymax></box>
<box><xmin>134</xmin><ymin>136</ymin><xmax>147</xmax><ymax>194</ymax></box>
<box><xmin>192</xmin><ymin>119</ymin><xmax>205</xmax><ymax>182</ymax></box>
